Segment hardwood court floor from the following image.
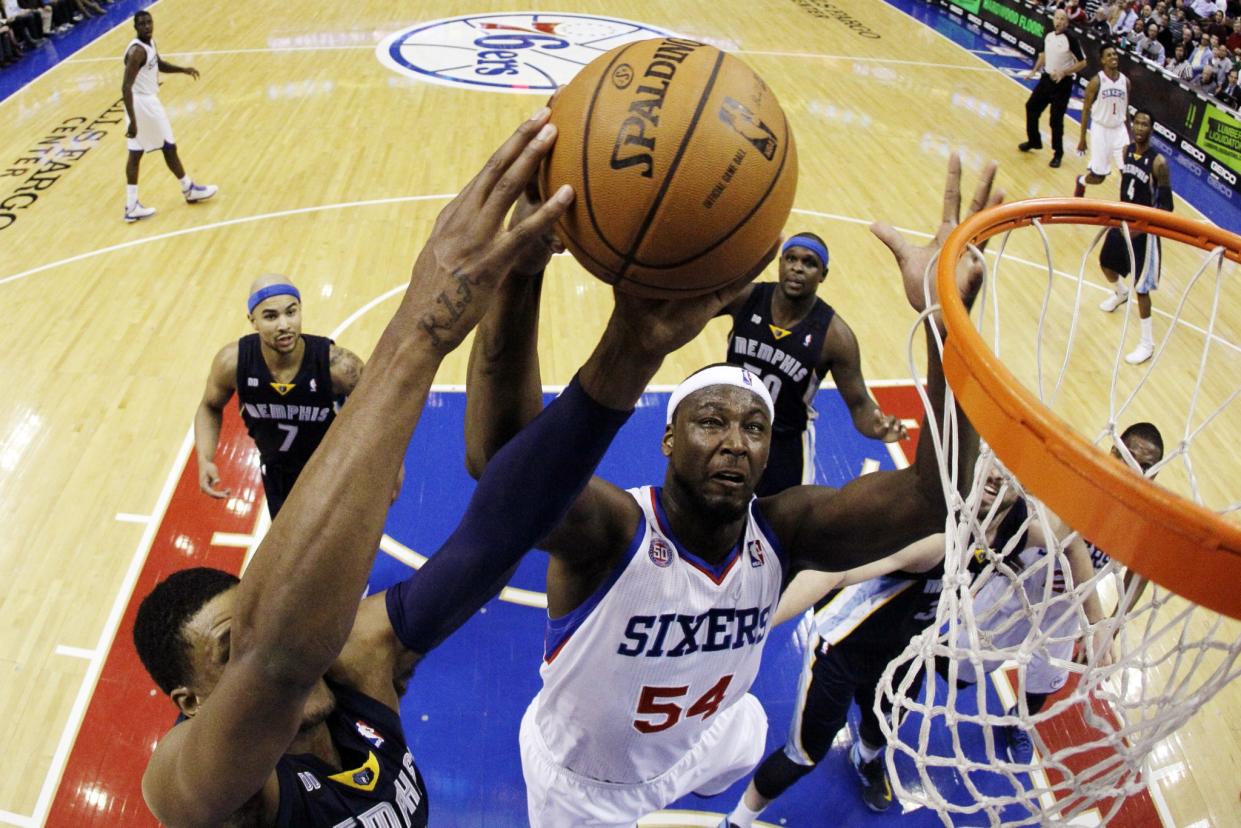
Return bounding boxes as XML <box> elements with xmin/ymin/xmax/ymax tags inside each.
<box><xmin>0</xmin><ymin>0</ymin><xmax>1237</xmax><ymax>825</ymax></box>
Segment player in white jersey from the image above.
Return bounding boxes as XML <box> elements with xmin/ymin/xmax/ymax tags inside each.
<box><xmin>951</xmin><ymin>422</ymin><xmax>1163</xmax><ymax>764</ymax></box>
<box><xmin>467</xmin><ymin>155</ymin><xmax>1002</xmax><ymax>826</ymax></box>
<box><xmin>121</xmin><ymin>11</ymin><xmax>217</xmax><ymax>223</ymax></box>
<box><xmin>1074</xmin><ymin>44</ymin><xmax>1131</xmax><ymax>197</ymax></box>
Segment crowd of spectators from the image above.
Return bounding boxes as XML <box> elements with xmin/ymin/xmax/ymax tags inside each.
<box><xmin>1</xmin><ymin>0</ymin><xmax>108</xmax><ymax>69</ymax></box>
<box><xmin>1046</xmin><ymin>0</ymin><xmax>1241</xmax><ymax>109</ymax></box>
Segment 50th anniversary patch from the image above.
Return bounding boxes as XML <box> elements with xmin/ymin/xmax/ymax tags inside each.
<box><xmin>377</xmin><ymin>13</ymin><xmax>672</xmax><ymax>94</ymax></box>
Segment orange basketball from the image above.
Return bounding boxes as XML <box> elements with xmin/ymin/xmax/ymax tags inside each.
<box><xmin>540</xmin><ymin>38</ymin><xmax>798</xmax><ymax>298</ymax></box>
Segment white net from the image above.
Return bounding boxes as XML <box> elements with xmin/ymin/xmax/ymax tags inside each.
<box><xmin>877</xmin><ymin>205</ymin><xmax>1241</xmax><ymax>826</ymax></box>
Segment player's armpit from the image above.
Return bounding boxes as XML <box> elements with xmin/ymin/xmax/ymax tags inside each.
<box><xmin>329</xmin><ymin>593</ymin><xmax>411</xmax><ymax>712</ymax></box>
<box><xmin>766</xmin><ymin>469</ymin><xmax>943</xmax><ymax>575</ymax></box>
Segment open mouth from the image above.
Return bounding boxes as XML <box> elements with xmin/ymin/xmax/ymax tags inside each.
<box><xmin>711</xmin><ymin>470</ymin><xmax>746</xmax><ymax>486</ymax></box>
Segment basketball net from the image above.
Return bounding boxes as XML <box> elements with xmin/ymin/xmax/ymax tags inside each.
<box><xmin>876</xmin><ymin>200</ymin><xmax>1241</xmax><ymax>826</ymax></box>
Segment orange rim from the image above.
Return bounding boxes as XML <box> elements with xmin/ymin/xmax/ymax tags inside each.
<box><xmin>937</xmin><ymin>198</ymin><xmax>1241</xmax><ymax>619</ymax></box>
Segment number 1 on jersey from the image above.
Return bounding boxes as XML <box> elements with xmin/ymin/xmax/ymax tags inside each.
<box><xmin>632</xmin><ymin>675</ymin><xmax>734</xmax><ymax>734</ymax></box>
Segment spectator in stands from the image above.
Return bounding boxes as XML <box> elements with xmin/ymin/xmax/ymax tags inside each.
<box><xmin>1210</xmin><ymin>41</ymin><xmax>1235</xmax><ymax>77</ymax></box>
<box><xmin>1227</xmin><ymin>17</ymin><xmax>1241</xmax><ymax>52</ymax></box>
<box><xmin>1167</xmin><ymin>42</ymin><xmax>1194</xmax><ymax>74</ymax></box>
<box><xmin>1218</xmin><ymin>68</ymin><xmax>1240</xmax><ymax>105</ymax></box>
<box><xmin>1113</xmin><ymin>1</ymin><xmax>1140</xmax><ymax>34</ymax></box>
<box><xmin>1189</xmin><ymin>30</ymin><xmax>1216</xmax><ymax>74</ymax></box>
<box><xmin>1</xmin><ymin>20</ymin><xmax>21</xmax><ymax>66</ymax></box>
<box><xmin>1168</xmin><ymin>5</ymin><xmax>1188</xmax><ymax>42</ymax></box>
<box><xmin>1188</xmin><ymin>0</ymin><xmax>1223</xmax><ymax>19</ymax></box>
<box><xmin>1137</xmin><ymin>22</ymin><xmax>1169</xmax><ymax>61</ymax></box>
<box><xmin>1193</xmin><ymin>62</ymin><xmax>1220</xmax><ymax>91</ymax></box>
<box><xmin>1</xmin><ymin>0</ymin><xmax>46</xmax><ymax>48</ymax></box>
<box><xmin>1205</xmin><ymin>10</ymin><xmax>1231</xmax><ymax>37</ymax></box>
<box><xmin>1066</xmin><ymin>0</ymin><xmax>1089</xmax><ymax>24</ymax></box>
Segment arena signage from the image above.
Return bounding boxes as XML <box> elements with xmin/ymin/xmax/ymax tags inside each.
<box><xmin>376</xmin><ymin>13</ymin><xmax>671</xmax><ymax>94</ymax></box>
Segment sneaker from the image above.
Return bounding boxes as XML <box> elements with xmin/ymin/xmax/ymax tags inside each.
<box><xmin>124</xmin><ymin>202</ymin><xmax>156</xmax><ymax>223</ymax></box>
<box><xmin>1098</xmin><ymin>290</ymin><xmax>1128</xmax><ymax>312</ymax></box>
<box><xmin>1049</xmin><ymin>153</ymin><xmax>1063</xmax><ymax>168</ymax></box>
<box><xmin>183</xmin><ymin>182</ymin><xmax>218</xmax><ymax>203</ymax></box>
<box><xmin>998</xmin><ymin>723</ymin><xmax>1034</xmax><ymax>764</ymax></box>
<box><xmin>1018</xmin><ymin>141</ymin><xmax>1042</xmax><ymax>152</ymax></box>
<box><xmin>1073</xmin><ymin>176</ymin><xmax>1087</xmax><ymax>198</ymax></box>
<box><xmin>1125</xmin><ymin>341</ymin><xmax>1154</xmax><ymax>365</ymax></box>
<box><xmin>849</xmin><ymin>742</ymin><xmax>893</xmax><ymax>812</ymax></box>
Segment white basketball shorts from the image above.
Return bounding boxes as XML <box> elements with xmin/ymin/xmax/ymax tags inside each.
<box><xmin>126</xmin><ymin>94</ymin><xmax>176</xmax><ymax>153</ymax></box>
<box><xmin>519</xmin><ymin>691</ymin><xmax>767</xmax><ymax>827</ymax></box>
<box><xmin>1088</xmin><ymin>122</ymin><xmax>1129</xmax><ymax>177</ymax></box>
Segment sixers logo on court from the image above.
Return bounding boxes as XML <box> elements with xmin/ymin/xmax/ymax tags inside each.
<box><xmin>377</xmin><ymin>13</ymin><xmax>672</xmax><ymax>94</ymax></box>
<box><xmin>648</xmin><ymin>538</ymin><xmax>672</xmax><ymax>567</ymax></box>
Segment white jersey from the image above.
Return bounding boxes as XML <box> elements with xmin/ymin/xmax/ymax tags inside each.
<box><xmin>124</xmin><ymin>38</ymin><xmax>160</xmax><ymax>97</ymax></box>
<box><xmin>532</xmin><ymin>485</ymin><xmax>785</xmax><ymax>784</ymax></box>
<box><xmin>1091</xmin><ymin>71</ymin><xmax>1129</xmax><ymax>129</ymax></box>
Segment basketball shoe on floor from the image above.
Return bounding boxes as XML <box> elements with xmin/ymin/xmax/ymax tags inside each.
<box><xmin>124</xmin><ymin>202</ymin><xmax>156</xmax><ymax>222</ymax></box>
<box><xmin>998</xmin><ymin>723</ymin><xmax>1034</xmax><ymax>764</ymax></box>
<box><xmin>849</xmin><ymin>742</ymin><xmax>893</xmax><ymax>812</ymax></box>
<box><xmin>1125</xmin><ymin>341</ymin><xmax>1154</xmax><ymax>365</ymax></box>
<box><xmin>184</xmin><ymin>182</ymin><xmax>218</xmax><ymax>203</ymax></box>
<box><xmin>1073</xmin><ymin>176</ymin><xmax>1087</xmax><ymax>198</ymax></box>
<box><xmin>1098</xmin><ymin>290</ymin><xmax>1128</xmax><ymax>312</ymax></box>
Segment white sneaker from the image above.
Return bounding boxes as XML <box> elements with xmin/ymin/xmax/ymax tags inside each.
<box><xmin>183</xmin><ymin>182</ymin><xmax>218</xmax><ymax>203</ymax></box>
<box><xmin>1125</xmin><ymin>341</ymin><xmax>1154</xmax><ymax>365</ymax></box>
<box><xmin>1099</xmin><ymin>291</ymin><xmax>1128</xmax><ymax>312</ymax></box>
<box><xmin>124</xmin><ymin>202</ymin><xmax>156</xmax><ymax>223</ymax></box>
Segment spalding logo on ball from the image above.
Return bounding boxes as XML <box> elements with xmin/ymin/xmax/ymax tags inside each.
<box><xmin>540</xmin><ymin>38</ymin><xmax>798</xmax><ymax>298</ymax></box>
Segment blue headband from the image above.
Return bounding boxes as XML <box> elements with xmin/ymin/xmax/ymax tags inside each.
<box><xmin>782</xmin><ymin>234</ymin><xmax>829</xmax><ymax>269</ymax></box>
<box><xmin>247</xmin><ymin>284</ymin><xmax>301</xmax><ymax>314</ymax></box>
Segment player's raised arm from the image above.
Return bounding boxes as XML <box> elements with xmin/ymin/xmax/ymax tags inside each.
<box><xmin>140</xmin><ymin>110</ymin><xmax>572</xmax><ymax>828</ymax></box>
<box><xmin>766</xmin><ymin>153</ymin><xmax>999</xmax><ymax>574</ymax></box>
<box><xmin>821</xmin><ymin>315</ymin><xmax>907</xmax><ymax>443</ymax></box>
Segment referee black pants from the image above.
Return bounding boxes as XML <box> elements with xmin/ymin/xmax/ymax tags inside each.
<box><xmin>1024</xmin><ymin>74</ymin><xmax>1074</xmax><ymax>155</ymax></box>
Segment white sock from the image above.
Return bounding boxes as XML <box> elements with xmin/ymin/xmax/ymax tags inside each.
<box><xmin>1140</xmin><ymin>316</ymin><xmax>1153</xmax><ymax>345</ymax></box>
<box><xmin>179</xmin><ymin>175</ymin><xmax>192</xmax><ymax>190</ymax></box>
<box><xmin>857</xmin><ymin>740</ymin><xmax>882</xmax><ymax>763</ymax></box>
<box><xmin>1114</xmin><ymin>283</ymin><xmax>1127</xmax><ymax>298</ymax></box>
<box><xmin>726</xmin><ymin>801</ymin><xmax>764</xmax><ymax>828</ymax></box>
<box><xmin>126</xmin><ymin>184</ymin><xmax>138</xmax><ymax>208</ymax></box>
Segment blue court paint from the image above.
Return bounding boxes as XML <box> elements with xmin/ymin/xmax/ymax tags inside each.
<box><xmin>880</xmin><ymin>0</ymin><xmax>1240</xmax><ymax>234</ymax></box>
<box><xmin>373</xmin><ymin>390</ymin><xmax>1031</xmax><ymax>826</ymax></box>
<box><xmin>0</xmin><ymin>0</ymin><xmax>155</xmax><ymax>102</ymax></box>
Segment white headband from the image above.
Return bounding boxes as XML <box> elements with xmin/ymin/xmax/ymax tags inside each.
<box><xmin>666</xmin><ymin>365</ymin><xmax>775</xmax><ymax>426</ymax></box>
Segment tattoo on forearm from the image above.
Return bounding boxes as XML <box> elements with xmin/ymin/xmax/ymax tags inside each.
<box><xmin>419</xmin><ymin>269</ymin><xmax>479</xmax><ymax>347</ymax></box>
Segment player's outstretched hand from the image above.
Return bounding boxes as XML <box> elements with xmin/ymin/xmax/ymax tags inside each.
<box><xmin>197</xmin><ymin>459</ymin><xmax>230</xmax><ymax>499</ymax></box>
<box><xmin>869</xmin><ymin>152</ymin><xmax>1002</xmax><ymax>320</ymax></box>
<box><xmin>866</xmin><ymin>409</ymin><xmax>909</xmax><ymax>443</ymax></box>
<box><xmin>609</xmin><ymin>240</ymin><xmax>780</xmax><ymax>359</ymax></box>
<box><xmin>404</xmin><ymin>108</ymin><xmax>574</xmax><ymax>355</ymax></box>
<box><xmin>184</xmin><ymin>67</ymin><xmax>200</xmax><ymax>80</ymax></box>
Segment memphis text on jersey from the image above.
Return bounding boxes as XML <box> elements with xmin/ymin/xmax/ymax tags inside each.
<box><xmin>241</xmin><ymin>400</ymin><xmax>333</xmax><ymax>423</ymax></box>
<box><xmin>729</xmin><ymin>335</ymin><xmax>811</xmax><ymax>383</ymax></box>
<box><xmin>617</xmin><ymin>605</ymin><xmax>772</xmax><ymax>657</ymax></box>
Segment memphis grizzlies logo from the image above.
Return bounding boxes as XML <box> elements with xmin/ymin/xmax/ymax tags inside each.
<box><xmin>377</xmin><ymin>13</ymin><xmax>672</xmax><ymax>94</ymax></box>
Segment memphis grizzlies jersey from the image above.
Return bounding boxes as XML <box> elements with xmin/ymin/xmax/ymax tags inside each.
<box><xmin>274</xmin><ymin>682</ymin><xmax>427</xmax><ymax>827</ymax></box>
<box><xmin>534</xmin><ymin>485</ymin><xmax>785</xmax><ymax>784</ymax></box>
<box><xmin>1092</xmin><ymin>71</ymin><xmax>1129</xmax><ymax>128</ymax></box>
<box><xmin>124</xmin><ymin>38</ymin><xmax>159</xmax><ymax>96</ymax></box>
<box><xmin>727</xmin><ymin>283</ymin><xmax>835</xmax><ymax>434</ymax></box>
<box><xmin>237</xmin><ymin>333</ymin><xmax>337</xmax><ymax>472</ymax></box>
<box><xmin>1119</xmin><ymin>143</ymin><xmax>1158</xmax><ymax>206</ymax></box>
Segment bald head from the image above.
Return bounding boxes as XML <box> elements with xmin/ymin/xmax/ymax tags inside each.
<box><xmin>246</xmin><ymin>275</ymin><xmax>302</xmax><ymax>316</ymax></box>
<box><xmin>249</xmin><ymin>273</ymin><xmax>298</xmax><ymax>296</ymax></box>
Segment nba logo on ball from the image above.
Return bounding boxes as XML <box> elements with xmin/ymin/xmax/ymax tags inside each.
<box><xmin>376</xmin><ymin>13</ymin><xmax>671</xmax><ymax>94</ymax></box>
<box><xmin>648</xmin><ymin>539</ymin><xmax>672</xmax><ymax>568</ymax></box>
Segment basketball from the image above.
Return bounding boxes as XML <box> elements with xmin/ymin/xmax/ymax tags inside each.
<box><xmin>540</xmin><ymin>37</ymin><xmax>798</xmax><ymax>298</ymax></box>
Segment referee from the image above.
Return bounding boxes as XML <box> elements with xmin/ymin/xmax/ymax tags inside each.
<box><xmin>1019</xmin><ymin>8</ymin><xmax>1087</xmax><ymax>168</ymax></box>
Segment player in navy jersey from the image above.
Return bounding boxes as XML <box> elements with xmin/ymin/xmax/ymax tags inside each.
<box><xmin>194</xmin><ymin>275</ymin><xmax>364</xmax><ymax>516</ymax></box>
<box><xmin>722</xmin><ymin>468</ymin><xmax>1027</xmax><ymax>825</ymax></box>
<box><xmin>721</xmin><ymin>232</ymin><xmax>906</xmax><ymax>495</ymax></box>
<box><xmin>132</xmin><ymin>113</ymin><xmax>785</xmax><ymax>828</ymax></box>
<box><xmin>467</xmin><ymin>154</ymin><xmax>1003</xmax><ymax>826</ymax></box>
<box><xmin>1094</xmin><ymin>110</ymin><xmax>1173</xmax><ymax>366</ymax></box>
